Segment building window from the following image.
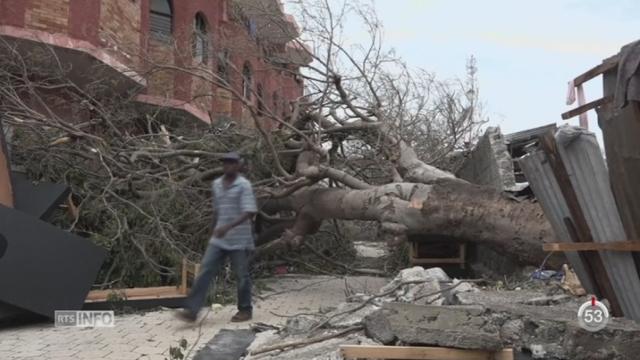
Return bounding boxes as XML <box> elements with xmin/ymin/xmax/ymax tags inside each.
<box><xmin>272</xmin><ymin>92</ymin><xmax>279</xmax><ymax>115</ymax></box>
<box><xmin>242</xmin><ymin>63</ymin><xmax>253</xmax><ymax>100</ymax></box>
<box><xmin>150</xmin><ymin>0</ymin><xmax>173</xmax><ymax>40</ymax></box>
<box><xmin>217</xmin><ymin>49</ymin><xmax>230</xmax><ymax>84</ymax></box>
<box><xmin>257</xmin><ymin>84</ymin><xmax>265</xmax><ymax>114</ymax></box>
<box><xmin>193</xmin><ymin>13</ymin><xmax>208</xmax><ymax>64</ymax></box>
<box><xmin>244</xmin><ymin>17</ymin><xmax>257</xmax><ymax>40</ymax></box>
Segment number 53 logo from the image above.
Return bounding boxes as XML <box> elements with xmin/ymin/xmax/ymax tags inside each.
<box><xmin>577</xmin><ymin>297</ymin><xmax>610</xmax><ymax>332</ymax></box>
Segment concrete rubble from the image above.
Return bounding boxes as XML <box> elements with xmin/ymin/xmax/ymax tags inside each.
<box><xmin>240</xmin><ymin>267</ymin><xmax>640</xmax><ymax>360</ymax></box>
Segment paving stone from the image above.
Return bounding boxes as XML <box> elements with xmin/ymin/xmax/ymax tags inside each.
<box><xmin>104</xmin><ymin>350</ymin><xmax>140</xmax><ymax>360</ymax></box>
<box><xmin>104</xmin><ymin>343</ymin><xmax>137</xmax><ymax>352</ymax></box>
<box><xmin>74</xmin><ymin>349</ymin><xmax>114</xmax><ymax>359</ymax></box>
<box><xmin>0</xmin><ymin>276</ymin><xmax>387</xmax><ymax>360</ymax></box>
<box><xmin>14</xmin><ymin>350</ymin><xmax>46</xmax><ymax>357</ymax></box>
<box><xmin>0</xmin><ymin>350</ymin><xmax>16</xmax><ymax>359</ymax></box>
<box><xmin>46</xmin><ymin>349</ymin><xmax>80</xmax><ymax>358</ymax></box>
<box><xmin>133</xmin><ymin>345</ymin><xmax>164</xmax><ymax>355</ymax></box>
<box><xmin>137</xmin><ymin>355</ymin><xmax>167</xmax><ymax>360</ymax></box>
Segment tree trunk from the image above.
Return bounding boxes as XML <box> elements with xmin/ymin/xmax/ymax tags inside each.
<box><xmin>263</xmin><ymin>179</ymin><xmax>562</xmax><ymax>267</ymax></box>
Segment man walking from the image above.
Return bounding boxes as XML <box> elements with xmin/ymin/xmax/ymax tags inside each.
<box><xmin>179</xmin><ymin>152</ymin><xmax>257</xmax><ymax>322</ymax></box>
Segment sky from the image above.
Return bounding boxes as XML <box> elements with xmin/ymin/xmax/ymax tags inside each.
<box><xmin>368</xmin><ymin>0</ymin><xmax>639</xmax><ymax>136</ymax></box>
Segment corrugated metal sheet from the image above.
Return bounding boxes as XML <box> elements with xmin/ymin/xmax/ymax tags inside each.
<box><xmin>556</xmin><ymin>127</ymin><xmax>640</xmax><ymax>320</ymax></box>
<box><xmin>505</xmin><ymin>123</ymin><xmax>557</xmax><ymax>145</ymax></box>
<box><xmin>518</xmin><ymin>152</ymin><xmax>596</xmax><ymax>294</ymax></box>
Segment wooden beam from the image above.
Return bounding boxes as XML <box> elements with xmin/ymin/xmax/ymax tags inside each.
<box><xmin>410</xmin><ymin>242</ymin><xmax>467</xmax><ymax>267</ymax></box>
<box><xmin>85</xmin><ymin>286</ymin><xmax>185</xmax><ymax>302</ymax></box>
<box><xmin>544</xmin><ymin>241</ymin><xmax>640</xmax><ymax>252</ymax></box>
<box><xmin>411</xmin><ymin>257</ymin><xmax>465</xmax><ymax>265</ymax></box>
<box><xmin>573</xmin><ymin>58</ymin><xmax>618</xmax><ymax>87</ymax></box>
<box><xmin>340</xmin><ymin>345</ymin><xmax>514</xmax><ymax>360</ymax></box>
<box><xmin>540</xmin><ymin>132</ymin><xmax>623</xmax><ymax>316</ymax></box>
<box><xmin>562</xmin><ymin>96</ymin><xmax>612</xmax><ymax>120</ymax></box>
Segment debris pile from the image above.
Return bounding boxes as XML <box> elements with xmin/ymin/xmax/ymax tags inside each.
<box><xmin>236</xmin><ymin>266</ymin><xmax>640</xmax><ymax>360</ymax></box>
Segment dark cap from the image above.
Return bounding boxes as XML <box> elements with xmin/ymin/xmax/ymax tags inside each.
<box><xmin>221</xmin><ymin>151</ymin><xmax>241</xmax><ymax>162</ymax></box>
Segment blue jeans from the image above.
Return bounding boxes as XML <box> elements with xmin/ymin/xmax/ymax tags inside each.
<box><xmin>183</xmin><ymin>244</ymin><xmax>252</xmax><ymax>316</ymax></box>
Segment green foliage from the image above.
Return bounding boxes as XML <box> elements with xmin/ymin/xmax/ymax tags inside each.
<box><xmin>166</xmin><ymin>338</ymin><xmax>188</xmax><ymax>360</ymax></box>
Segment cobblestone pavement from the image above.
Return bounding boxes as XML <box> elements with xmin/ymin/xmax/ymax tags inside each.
<box><xmin>0</xmin><ymin>275</ymin><xmax>388</xmax><ymax>360</ymax></box>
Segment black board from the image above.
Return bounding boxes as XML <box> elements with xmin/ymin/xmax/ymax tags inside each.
<box><xmin>194</xmin><ymin>329</ymin><xmax>256</xmax><ymax>360</ymax></box>
<box><xmin>0</xmin><ymin>205</ymin><xmax>106</xmax><ymax>318</ymax></box>
<box><xmin>11</xmin><ymin>173</ymin><xmax>69</xmax><ymax>220</ymax></box>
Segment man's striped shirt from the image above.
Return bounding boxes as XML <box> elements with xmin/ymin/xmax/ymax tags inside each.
<box><xmin>209</xmin><ymin>175</ymin><xmax>257</xmax><ymax>250</ymax></box>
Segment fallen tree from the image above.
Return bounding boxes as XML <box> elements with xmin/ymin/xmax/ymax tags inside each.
<box><xmin>261</xmin><ymin>180</ymin><xmax>555</xmax><ymax>267</ymax></box>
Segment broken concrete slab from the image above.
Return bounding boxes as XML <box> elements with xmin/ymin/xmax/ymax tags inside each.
<box><xmin>285</xmin><ymin>314</ymin><xmax>319</xmax><ymax>335</ymax></box>
<box><xmin>326</xmin><ymin>302</ymin><xmax>379</xmax><ymax>328</ymax></box>
<box><xmin>378</xmin><ymin>266</ymin><xmax>449</xmax><ymax>305</ymax></box>
<box><xmin>399</xmin><ymin>278</ymin><xmax>443</xmax><ymax>305</ymax></box>
<box><xmin>375</xmin><ymin>303</ymin><xmax>504</xmax><ymax>351</ymax></box>
<box><xmin>363</xmin><ymin>309</ymin><xmax>396</xmax><ymax>345</ymax></box>
<box><xmin>380</xmin><ymin>267</ymin><xmax>450</xmax><ymax>293</ymax></box>
<box><xmin>523</xmin><ymin>294</ymin><xmax>571</xmax><ymax>306</ymax></box>
<box><xmin>365</xmin><ymin>301</ymin><xmax>640</xmax><ymax>360</ymax></box>
<box><xmin>456</xmin><ymin>126</ymin><xmax>517</xmax><ymax>192</ymax></box>
<box><xmin>452</xmin><ymin>289</ymin><xmax>573</xmax><ymax>308</ymax></box>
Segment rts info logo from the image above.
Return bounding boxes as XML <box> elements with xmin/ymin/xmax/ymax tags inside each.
<box><xmin>55</xmin><ymin>311</ymin><xmax>115</xmax><ymax>328</ymax></box>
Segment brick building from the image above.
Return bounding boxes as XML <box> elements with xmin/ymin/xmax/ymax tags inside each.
<box><xmin>0</xmin><ymin>0</ymin><xmax>310</xmax><ymax>127</ymax></box>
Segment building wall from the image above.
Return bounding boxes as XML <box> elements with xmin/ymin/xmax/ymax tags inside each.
<box><xmin>0</xmin><ymin>0</ymin><xmax>27</xmax><ymax>27</ymax></box>
<box><xmin>0</xmin><ymin>0</ymin><xmax>305</xmax><ymax>126</ymax></box>
<box><xmin>25</xmin><ymin>0</ymin><xmax>70</xmax><ymax>33</ymax></box>
<box><xmin>99</xmin><ymin>0</ymin><xmax>141</xmax><ymax>67</ymax></box>
<box><xmin>146</xmin><ymin>39</ymin><xmax>176</xmax><ymax>98</ymax></box>
<box><xmin>456</xmin><ymin>127</ymin><xmax>517</xmax><ymax>192</ymax></box>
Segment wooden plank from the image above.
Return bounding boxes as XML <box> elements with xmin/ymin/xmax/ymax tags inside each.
<box><xmin>194</xmin><ymin>263</ymin><xmax>201</xmax><ymax>278</ymax></box>
<box><xmin>540</xmin><ymin>133</ymin><xmax>623</xmax><ymax>316</ymax></box>
<box><xmin>340</xmin><ymin>345</ymin><xmax>514</xmax><ymax>360</ymax></box>
<box><xmin>0</xmin><ymin>119</ymin><xmax>14</xmax><ymax>208</ymax></box>
<box><xmin>544</xmin><ymin>241</ymin><xmax>640</xmax><ymax>252</ymax></box>
<box><xmin>573</xmin><ymin>58</ymin><xmax>618</xmax><ymax>87</ymax></box>
<box><xmin>410</xmin><ymin>242</ymin><xmax>467</xmax><ymax>267</ymax></box>
<box><xmin>493</xmin><ymin>349</ymin><xmax>514</xmax><ymax>360</ymax></box>
<box><xmin>85</xmin><ymin>286</ymin><xmax>184</xmax><ymax>302</ymax></box>
<box><xmin>180</xmin><ymin>258</ymin><xmax>188</xmax><ymax>295</ymax></box>
<box><xmin>562</xmin><ymin>96</ymin><xmax>612</xmax><ymax>120</ymax></box>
